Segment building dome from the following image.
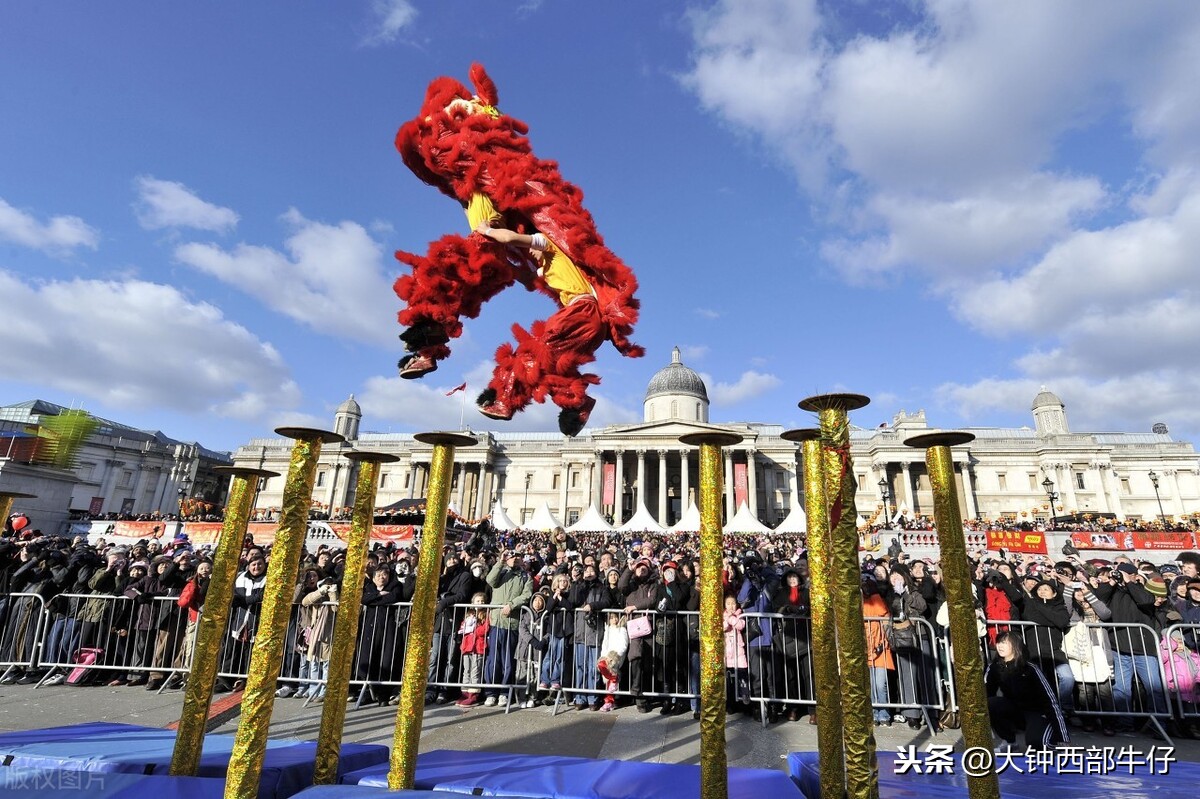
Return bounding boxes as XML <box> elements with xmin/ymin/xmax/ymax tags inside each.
<box><xmin>1031</xmin><ymin>386</ymin><xmax>1063</xmax><ymax>411</ymax></box>
<box><xmin>336</xmin><ymin>394</ymin><xmax>362</xmax><ymax>416</ymax></box>
<box><xmin>645</xmin><ymin>348</ymin><xmax>708</xmax><ymax>402</ymax></box>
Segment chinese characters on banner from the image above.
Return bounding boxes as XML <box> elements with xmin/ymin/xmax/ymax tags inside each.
<box><xmin>1131</xmin><ymin>531</ymin><xmax>1197</xmax><ymax>550</ymax></box>
<box><xmin>986</xmin><ymin>529</ymin><xmax>1048</xmax><ymax>555</ymax></box>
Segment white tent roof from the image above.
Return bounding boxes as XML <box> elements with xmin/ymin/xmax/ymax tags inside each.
<box><xmin>773</xmin><ymin>503</ymin><xmax>807</xmax><ymax>533</ymax></box>
<box><xmin>669</xmin><ymin>502</ymin><xmax>701</xmax><ymax>533</ymax></box>
<box><xmin>617</xmin><ymin>501</ymin><xmax>666</xmax><ymax>533</ymax></box>
<box><xmin>526</xmin><ymin>501</ymin><xmax>564</xmax><ymax>532</ymax></box>
<box><xmin>723</xmin><ymin>503</ymin><xmax>772</xmax><ymax>534</ymax></box>
<box><xmin>488</xmin><ymin>501</ymin><xmax>518</xmax><ymax>531</ymax></box>
<box><xmin>567</xmin><ymin>503</ymin><xmax>613</xmax><ymax>533</ymax></box>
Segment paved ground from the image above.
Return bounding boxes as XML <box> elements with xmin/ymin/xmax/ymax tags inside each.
<box><xmin>3</xmin><ymin>679</ymin><xmax>1198</xmax><ymax>774</ymax></box>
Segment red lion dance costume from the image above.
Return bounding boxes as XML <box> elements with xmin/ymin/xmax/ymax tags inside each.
<box><xmin>392</xmin><ymin>64</ymin><xmax>643</xmax><ymax>437</ymax></box>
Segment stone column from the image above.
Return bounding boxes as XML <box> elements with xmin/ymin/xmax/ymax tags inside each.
<box><xmin>680</xmin><ymin>451</ymin><xmax>691</xmax><ymax>513</ymax></box>
<box><xmin>636</xmin><ymin>449</ymin><xmax>647</xmax><ymax>513</ymax></box>
<box><xmin>746</xmin><ymin>449</ymin><xmax>759</xmax><ymax>518</ymax></box>
<box><xmin>1169</xmin><ymin>470</ymin><xmax>1185</xmax><ymax>517</ymax></box>
<box><xmin>1061</xmin><ymin>463</ymin><xmax>1079</xmax><ymax>514</ymax></box>
<box><xmin>900</xmin><ymin>462</ymin><xmax>914</xmax><ymax>516</ymax></box>
<box><xmin>560</xmin><ymin>462</ymin><xmax>570</xmax><ymax>521</ymax></box>
<box><xmin>961</xmin><ymin>463</ymin><xmax>978</xmax><ymax>520</ymax></box>
<box><xmin>130</xmin><ymin>466</ymin><xmax>151</xmax><ymax>515</ymax></box>
<box><xmin>1104</xmin><ymin>467</ymin><xmax>1124</xmax><ymax>520</ymax></box>
<box><xmin>325</xmin><ymin>461</ymin><xmax>339</xmax><ymax>513</ymax></box>
<box><xmin>763</xmin><ymin>461</ymin><xmax>776</xmax><ymax>525</ymax></box>
<box><xmin>657</xmin><ymin>449</ymin><xmax>668</xmax><ymax>525</ymax></box>
<box><xmin>724</xmin><ymin>450</ymin><xmax>734</xmax><ymax>520</ymax></box>
<box><xmin>614</xmin><ymin>450</ymin><xmax>625</xmax><ymax>525</ymax></box>
<box><xmin>1090</xmin><ymin>461</ymin><xmax>1111</xmax><ymax>514</ymax></box>
<box><xmin>586</xmin><ymin>457</ymin><xmax>597</xmax><ymax>510</ymax></box>
<box><xmin>150</xmin><ymin>466</ymin><xmax>171</xmax><ymax>514</ymax></box>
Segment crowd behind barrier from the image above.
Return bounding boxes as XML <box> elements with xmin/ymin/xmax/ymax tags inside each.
<box><xmin>1</xmin><ymin>523</ymin><xmax>1199</xmax><ymax>744</ymax></box>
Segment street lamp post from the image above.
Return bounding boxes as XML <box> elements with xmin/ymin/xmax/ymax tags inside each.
<box><xmin>878</xmin><ymin>477</ymin><xmax>891</xmax><ymax>529</ymax></box>
<box><xmin>1148</xmin><ymin>470</ymin><xmax>1166</xmax><ymax>525</ymax></box>
<box><xmin>523</xmin><ymin>473</ymin><xmax>532</xmax><ymax>526</ymax></box>
<box><xmin>1041</xmin><ymin>477</ymin><xmax>1059</xmax><ymax>530</ymax></box>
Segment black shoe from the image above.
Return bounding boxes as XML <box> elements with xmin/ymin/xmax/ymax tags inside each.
<box><xmin>399</xmin><ymin>320</ymin><xmax>449</xmax><ymax>352</ymax></box>
<box><xmin>906</xmin><ymin>718</ymin><xmax>922</xmax><ymax>730</ymax></box>
<box><xmin>636</xmin><ymin>702</ymin><xmax>650</xmax><ymax>714</ymax></box>
<box><xmin>164</xmin><ymin>676</ymin><xmax>183</xmax><ymax>690</ymax></box>
<box><xmin>660</xmin><ymin>701</ymin><xmax>674</xmax><ymax>715</ymax></box>
<box><xmin>145</xmin><ymin>678</ymin><xmax>163</xmax><ymax>691</ymax></box>
<box><xmin>692</xmin><ymin>711</ymin><xmax>701</xmax><ymax>721</ymax></box>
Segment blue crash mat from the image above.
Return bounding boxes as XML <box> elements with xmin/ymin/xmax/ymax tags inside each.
<box><xmin>291</xmin><ymin>789</ymin><xmax>446</xmax><ymax>799</ymax></box>
<box><xmin>0</xmin><ymin>769</ymin><xmax>224</xmax><ymax>799</ymax></box>
<box><xmin>788</xmin><ymin>750</ymin><xmax>1198</xmax><ymax>799</ymax></box>
<box><xmin>0</xmin><ymin>722</ymin><xmax>388</xmax><ymax>799</ymax></box>
<box><xmin>343</xmin><ymin>749</ymin><xmax>803</xmax><ymax>799</ymax></box>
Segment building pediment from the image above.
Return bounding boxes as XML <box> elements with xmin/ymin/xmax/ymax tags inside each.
<box><xmin>593</xmin><ymin>420</ymin><xmax>750</xmax><ymax>443</ymax></box>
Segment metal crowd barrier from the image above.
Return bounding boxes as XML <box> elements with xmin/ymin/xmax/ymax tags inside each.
<box><xmin>981</xmin><ymin>618</ymin><xmax>1175</xmax><ymax>745</ymax></box>
<box><xmin>0</xmin><ymin>593</ymin><xmax>48</xmax><ymax>679</ymax></box>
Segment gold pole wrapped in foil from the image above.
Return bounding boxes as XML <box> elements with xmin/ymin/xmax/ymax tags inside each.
<box><xmin>224</xmin><ymin>428</ymin><xmax>343</xmax><ymax>799</ymax></box>
<box><xmin>170</xmin><ymin>467</ymin><xmax>277</xmax><ymax>776</ymax></box>
<box><xmin>389</xmin><ymin>431</ymin><xmax>477</xmax><ymax>791</ymax></box>
<box><xmin>680</xmin><ymin>432</ymin><xmax>742</xmax><ymax>799</ymax></box>
<box><xmin>781</xmin><ymin>429</ymin><xmax>844</xmax><ymax>799</ymax></box>
<box><xmin>313</xmin><ymin>450</ymin><xmax>399</xmax><ymax>785</ymax></box>
<box><xmin>905</xmin><ymin>433</ymin><xmax>1000</xmax><ymax>799</ymax></box>
<box><xmin>801</xmin><ymin>394</ymin><xmax>878</xmax><ymax>799</ymax></box>
<box><xmin>0</xmin><ymin>492</ymin><xmax>36</xmax><ymax>535</ymax></box>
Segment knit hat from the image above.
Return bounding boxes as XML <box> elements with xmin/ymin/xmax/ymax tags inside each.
<box><xmin>1145</xmin><ymin>575</ymin><xmax>1168</xmax><ymax>597</ymax></box>
<box><xmin>129</xmin><ymin>560</ymin><xmax>150</xmax><ymax>571</ymax></box>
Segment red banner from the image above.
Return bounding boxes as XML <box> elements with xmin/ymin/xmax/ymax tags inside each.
<box><xmin>602</xmin><ymin>462</ymin><xmax>615</xmax><ymax>507</ymax></box>
<box><xmin>1131</xmin><ymin>531</ymin><xmax>1197</xmax><ymax>550</ymax></box>
<box><xmin>329</xmin><ymin>524</ymin><xmax>415</xmax><ymax>544</ymax></box>
<box><xmin>88</xmin><ymin>497</ymin><xmax>104</xmax><ymax>515</ymax></box>
<box><xmin>987</xmin><ymin>529</ymin><xmax>1048</xmax><ymax>555</ymax></box>
<box><xmin>1069</xmin><ymin>531</ymin><xmax>1135</xmax><ymax>551</ymax></box>
<box><xmin>733</xmin><ymin>462</ymin><xmax>748</xmax><ymax>510</ymax></box>
<box><xmin>112</xmin><ymin>521</ymin><xmax>167</xmax><ymax>539</ymax></box>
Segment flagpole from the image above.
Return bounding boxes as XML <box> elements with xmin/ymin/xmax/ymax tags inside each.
<box><xmin>459</xmin><ymin>386</ymin><xmax>467</xmax><ymax>430</ymax></box>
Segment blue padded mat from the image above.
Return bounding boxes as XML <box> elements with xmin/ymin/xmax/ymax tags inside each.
<box><xmin>788</xmin><ymin>750</ymin><xmax>1195</xmax><ymax>799</ymax></box>
<box><xmin>291</xmin><ymin>788</ymin><xmax>446</xmax><ymax>799</ymax></box>
<box><xmin>0</xmin><ymin>769</ymin><xmax>225</xmax><ymax>799</ymax></box>
<box><xmin>0</xmin><ymin>722</ymin><xmax>389</xmax><ymax>799</ymax></box>
<box><xmin>343</xmin><ymin>749</ymin><xmax>803</xmax><ymax>799</ymax></box>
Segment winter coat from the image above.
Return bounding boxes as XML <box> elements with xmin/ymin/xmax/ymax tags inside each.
<box><xmin>81</xmin><ymin>566</ymin><xmax>127</xmax><ymax>624</ymax></box>
<box><xmin>487</xmin><ymin>563</ymin><xmax>532</xmax><ymax>631</ymax></box>
<box><xmin>1020</xmin><ymin>582</ymin><xmax>1072</xmax><ymax>664</ymax></box>
<box><xmin>177</xmin><ymin>576</ymin><xmax>207</xmax><ymax>623</ymax></box>
<box><xmin>771</xmin><ymin>577</ymin><xmax>812</xmax><ymax>659</ymax></box>
<box><xmin>543</xmin><ymin>592</ymin><xmax>575</xmax><ymax>639</ymax></box>
<box><xmin>654</xmin><ymin>579</ymin><xmax>691</xmax><ymax>649</ymax></box>
<box><xmin>723</xmin><ymin>609</ymin><xmax>748</xmax><ymax>669</ymax></box>
<box><xmin>434</xmin><ymin>565</ymin><xmax>474</xmax><ymax>637</ymax></box>
<box><xmin>459</xmin><ymin>612</ymin><xmax>489</xmax><ymax>655</ymax></box>
<box><xmin>985</xmin><ymin>655</ymin><xmax>1070</xmax><ymax>744</ymax></box>
<box><xmin>229</xmin><ymin>569</ymin><xmax>267</xmax><ymax>641</ymax></box>
<box><xmin>1159</xmin><ymin>632</ymin><xmax>1200</xmax><ymax>703</ymax></box>
<box><xmin>863</xmin><ymin>593</ymin><xmax>895</xmax><ymax>670</ymax></box>
<box><xmin>568</xmin><ymin>579</ymin><xmax>615</xmax><ymax>647</ymax></box>
<box><xmin>1091</xmin><ymin>581</ymin><xmax>1160</xmax><ymax>655</ymax></box>
<box><xmin>298</xmin><ymin>587</ymin><xmax>336</xmax><ymax>661</ymax></box>
<box><xmin>515</xmin><ymin>608</ymin><xmax>547</xmax><ymax>669</ymax></box>
<box><xmin>623</xmin><ymin>577</ymin><xmax>658</xmax><ymax>661</ymax></box>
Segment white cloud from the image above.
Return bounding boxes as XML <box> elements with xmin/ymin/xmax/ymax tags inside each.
<box><xmin>679</xmin><ymin>345</ymin><xmax>709</xmax><ymax>362</ymax></box>
<box><xmin>174</xmin><ymin>208</ymin><xmax>397</xmax><ymax>345</ymax></box>
<box><xmin>362</xmin><ymin>0</ymin><xmax>418</xmax><ymax>46</ymax></box>
<box><xmin>0</xmin><ymin>270</ymin><xmax>299</xmax><ymax>420</ymax></box>
<box><xmin>703</xmin><ymin>370</ymin><xmax>781</xmax><ymax>406</ymax></box>
<box><xmin>693</xmin><ymin>308</ymin><xmax>722</xmax><ymax>320</ymax></box>
<box><xmin>133</xmin><ymin>176</ymin><xmax>239</xmax><ymax>233</ymax></box>
<box><xmin>0</xmin><ymin>197</ymin><xmax>98</xmax><ymax>254</ymax></box>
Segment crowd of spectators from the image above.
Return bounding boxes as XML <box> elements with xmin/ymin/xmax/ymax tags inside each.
<box><xmin>2</xmin><ymin>519</ymin><xmax>1199</xmax><ymax>746</ymax></box>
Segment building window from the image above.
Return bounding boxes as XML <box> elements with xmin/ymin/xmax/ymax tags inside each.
<box><xmin>1027</xmin><ymin>473</ymin><xmax>1036</xmax><ymax>491</ymax></box>
<box><xmin>552</xmin><ymin>473</ymin><xmax>560</xmax><ymax>490</ymax></box>
<box><xmin>998</xmin><ymin>473</ymin><xmax>1008</xmax><ymax>491</ymax></box>
<box><xmin>119</xmin><ymin>470</ymin><xmax>134</xmax><ymax>488</ymax></box>
<box><xmin>403</xmin><ymin>471</ymin><xmax>410</xmax><ymax>489</ymax></box>
<box><xmin>568</xmin><ymin>509</ymin><xmax>580</xmax><ymax>525</ymax></box>
<box><xmin>857</xmin><ymin>474</ymin><xmax>866</xmax><ymax>491</ymax></box>
<box><xmin>379</xmin><ymin>472</ymin><xmax>389</xmax><ymax>489</ymax></box>
<box><xmin>917</xmin><ymin>473</ymin><xmax>931</xmax><ymax>491</ymax></box>
<box><xmin>671</xmin><ymin>400</ymin><xmax>678</xmax><ymax>418</ymax></box>
<box><xmin>571</xmin><ymin>470</ymin><xmax>579</xmax><ymax>488</ymax></box>
<box><xmin>1075</xmin><ymin>472</ymin><xmax>1086</xmax><ymax>490</ymax></box>
<box><xmin>695</xmin><ymin>402</ymin><xmax>701</xmax><ymax>420</ymax></box>
<box><xmin>1120</xmin><ymin>477</ymin><xmax>1130</xmax><ymax>495</ymax></box>
<box><xmin>316</xmin><ymin>471</ymin><xmax>326</xmax><ymax>488</ymax></box>
<box><xmin>648</xmin><ymin>406</ymin><xmax>655</xmax><ymax>421</ymax></box>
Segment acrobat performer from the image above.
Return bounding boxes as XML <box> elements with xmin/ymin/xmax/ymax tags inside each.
<box><xmin>392</xmin><ymin>64</ymin><xmax>643</xmax><ymax>436</ymax></box>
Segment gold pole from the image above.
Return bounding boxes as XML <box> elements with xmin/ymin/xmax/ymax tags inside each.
<box><xmin>171</xmin><ymin>467</ymin><xmax>277</xmax><ymax>776</ymax></box>
<box><xmin>388</xmin><ymin>431</ymin><xmax>477</xmax><ymax>790</ymax></box>
<box><xmin>801</xmin><ymin>394</ymin><xmax>878</xmax><ymax>799</ymax></box>
<box><xmin>0</xmin><ymin>492</ymin><xmax>36</xmax><ymax>535</ymax></box>
<box><xmin>781</xmin><ymin>429</ymin><xmax>844</xmax><ymax>799</ymax></box>
<box><xmin>224</xmin><ymin>428</ymin><xmax>344</xmax><ymax>799</ymax></box>
<box><xmin>905</xmin><ymin>433</ymin><xmax>1000</xmax><ymax>799</ymax></box>
<box><xmin>313</xmin><ymin>450</ymin><xmax>399</xmax><ymax>785</ymax></box>
<box><xmin>680</xmin><ymin>432</ymin><xmax>742</xmax><ymax>799</ymax></box>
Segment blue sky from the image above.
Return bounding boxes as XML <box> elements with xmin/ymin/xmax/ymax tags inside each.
<box><xmin>3</xmin><ymin>1</ymin><xmax>1200</xmax><ymax>452</ymax></box>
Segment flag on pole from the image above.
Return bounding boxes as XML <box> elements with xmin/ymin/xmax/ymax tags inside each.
<box><xmin>446</xmin><ymin>382</ymin><xmax>467</xmax><ymax>396</ymax></box>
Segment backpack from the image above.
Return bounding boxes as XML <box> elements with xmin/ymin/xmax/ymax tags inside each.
<box><xmin>66</xmin><ymin>648</ymin><xmax>103</xmax><ymax>686</ymax></box>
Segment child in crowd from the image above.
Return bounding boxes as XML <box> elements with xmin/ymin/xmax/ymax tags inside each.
<box><xmin>517</xmin><ymin>592</ymin><xmax>548</xmax><ymax>707</ymax></box>
<box><xmin>722</xmin><ymin>594</ymin><xmax>750</xmax><ymax>708</ymax></box>
<box><xmin>596</xmin><ymin>611</ymin><xmax>629</xmax><ymax>712</ymax></box>
<box><xmin>456</xmin><ymin>592</ymin><xmax>490</xmax><ymax>708</ymax></box>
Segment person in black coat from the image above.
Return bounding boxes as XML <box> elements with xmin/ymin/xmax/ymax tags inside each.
<box><xmin>986</xmin><ymin>631</ymin><xmax>1070</xmax><ymax>748</ymax></box>
<box><xmin>1019</xmin><ymin>577</ymin><xmax>1075</xmax><ymax>715</ymax></box>
<box><xmin>653</xmin><ymin>560</ymin><xmax>692</xmax><ymax>715</ymax></box>
<box><xmin>356</xmin><ymin>565</ymin><xmax>405</xmax><ymax>698</ymax></box>
<box><xmin>427</xmin><ymin>552</ymin><xmax>474</xmax><ymax>702</ymax></box>
<box><xmin>1091</xmin><ymin>565</ymin><xmax>1171</xmax><ymax>725</ymax></box>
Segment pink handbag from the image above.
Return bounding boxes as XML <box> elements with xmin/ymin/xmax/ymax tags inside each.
<box><xmin>627</xmin><ymin>615</ymin><xmax>653</xmax><ymax>639</ymax></box>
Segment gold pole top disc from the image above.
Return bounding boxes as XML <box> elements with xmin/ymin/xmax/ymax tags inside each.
<box><xmin>903</xmin><ymin>431</ymin><xmax>976</xmax><ymax>449</ymax></box>
<box><xmin>780</xmin><ymin>428</ymin><xmax>821</xmax><ymax>443</ymax></box>
<box><xmin>211</xmin><ymin>467</ymin><xmax>280</xmax><ymax>480</ymax></box>
<box><xmin>343</xmin><ymin>451</ymin><xmax>402</xmax><ymax>464</ymax></box>
<box><xmin>273</xmin><ymin>427</ymin><xmax>345</xmax><ymax>444</ymax></box>
<box><xmin>413</xmin><ymin>431</ymin><xmax>479</xmax><ymax>448</ymax></box>
<box><xmin>679</xmin><ymin>432</ymin><xmax>744</xmax><ymax>448</ymax></box>
<box><xmin>798</xmin><ymin>393</ymin><xmax>870</xmax><ymax>412</ymax></box>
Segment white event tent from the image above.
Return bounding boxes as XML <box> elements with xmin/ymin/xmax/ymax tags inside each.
<box><xmin>669</xmin><ymin>503</ymin><xmax>701</xmax><ymax>533</ymax></box>
<box><xmin>526</xmin><ymin>501</ymin><xmax>565</xmax><ymax>532</ymax></box>
<box><xmin>488</xmin><ymin>501</ymin><xmax>518</xmax><ymax>531</ymax></box>
<box><xmin>773</xmin><ymin>504</ymin><xmax>807</xmax><ymax>534</ymax></box>
<box><xmin>567</xmin><ymin>504</ymin><xmax>613</xmax><ymax>533</ymax></box>
<box><xmin>722</xmin><ymin>503</ymin><xmax>772</xmax><ymax>534</ymax></box>
<box><xmin>617</xmin><ymin>501</ymin><xmax>666</xmax><ymax>534</ymax></box>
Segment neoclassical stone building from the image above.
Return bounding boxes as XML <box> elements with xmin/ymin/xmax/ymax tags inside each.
<box><xmin>233</xmin><ymin>351</ymin><xmax>1200</xmax><ymax>528</ymax></box>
